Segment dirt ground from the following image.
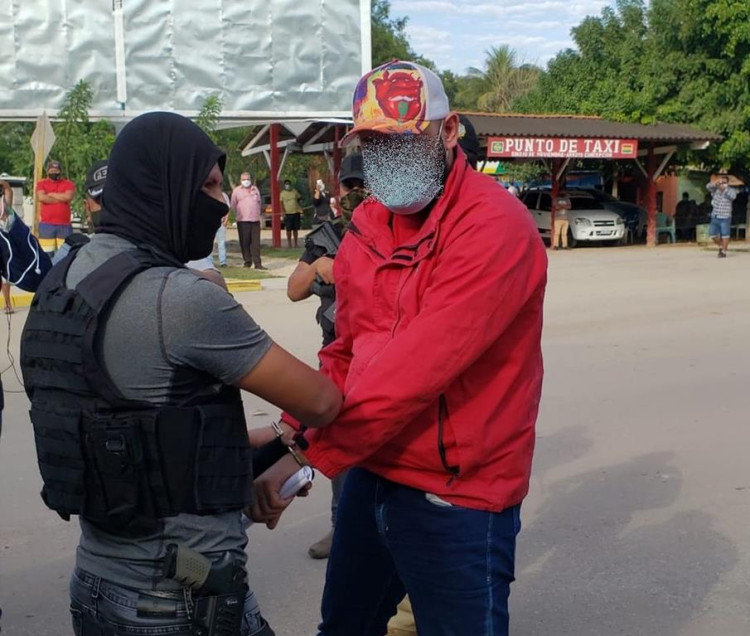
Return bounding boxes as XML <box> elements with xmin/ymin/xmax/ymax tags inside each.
<box><xmin>1</xmin><ymin>243</ymin><xmax>749</xmax><ymax>635</ymax></box>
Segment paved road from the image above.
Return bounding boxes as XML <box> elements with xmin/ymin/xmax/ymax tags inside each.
<box><xmin>1</xmin><ymin>244</ymin><xmax>749</xmax><ymax>635</ymax></box>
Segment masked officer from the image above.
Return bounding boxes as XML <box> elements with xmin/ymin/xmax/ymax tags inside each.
<box><xmin>20</xmin><ymin>112</ymin><xmax>342</xmax><ymax>636</ymax></box>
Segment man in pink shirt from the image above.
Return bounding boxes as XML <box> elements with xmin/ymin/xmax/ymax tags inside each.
<box><xmin>230</xmin><ymin>172</ymin><xmax>266</xmax><ymax>269</ymax></box>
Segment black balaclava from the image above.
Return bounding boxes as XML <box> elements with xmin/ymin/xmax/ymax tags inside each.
<box><xmin>97</xmin><ymin>112</ymin><xmax>226</xmax><ymax>264</ymax></box>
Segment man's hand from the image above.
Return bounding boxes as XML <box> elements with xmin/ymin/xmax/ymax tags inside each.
<box><xmin>314</xmin><ymin>256</ymin><xmax>335</xmax><ymax>285</ymax></box>
<box><xmin>247</xmin><ymin>453</ymin><xmax>307</xmax><ymax>529</ymax></box>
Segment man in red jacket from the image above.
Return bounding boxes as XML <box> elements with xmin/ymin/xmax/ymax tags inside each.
<box><xmin>260</xmin><ymin>61</ymin><xmax>547</xmax><ymax>636</ymax></box>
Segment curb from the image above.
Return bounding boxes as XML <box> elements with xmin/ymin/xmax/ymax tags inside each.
<box><xmin>224</xmin><ymin>279</ymin><xmax>264</xmax><ymax>293</ymax></box>
<box><xmin>4</xmin><ymin>291</ymin><xmax>33</xmax><ymax>311</ymax></box>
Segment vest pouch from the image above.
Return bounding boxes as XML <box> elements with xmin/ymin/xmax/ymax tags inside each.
<box><xmin>31</xmin><ymin>399</ymin><xmax>86</xmax><ymax>520</ymax></box>
<box><xmin>193</xmin><ymin>402</ymin><xmax>254</xmax><ymax>513</ymax></box>
<box><xmin>82</xmin><ymin>412</ymin><xmax>161</xmax><ymax>535</ymax></box>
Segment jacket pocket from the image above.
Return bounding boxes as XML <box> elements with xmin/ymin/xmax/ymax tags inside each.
<box><xmin>438</xmin><ymin>395</ymin><xmax>461</xmax><ymax>482</ymax></box>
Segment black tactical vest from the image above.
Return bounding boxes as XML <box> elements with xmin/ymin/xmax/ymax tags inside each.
<box><xmin>20</xmin><ymin>248</ymin><xmax>254</xmax><ymax>536</ymax></box>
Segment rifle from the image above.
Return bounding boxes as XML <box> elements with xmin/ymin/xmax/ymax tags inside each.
<box><xmin>306</xmin><ymin>223</ymin><xmax>340</xmax><ymax>325</ymax></box>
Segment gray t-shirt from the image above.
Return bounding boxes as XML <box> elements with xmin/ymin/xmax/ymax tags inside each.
<box><xmin>66</xmin><ymin>234</ymin><xmax>273</xmax><ymax>590</ymax></box>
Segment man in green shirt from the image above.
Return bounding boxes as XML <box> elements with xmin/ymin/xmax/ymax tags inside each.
<box><xmin>280</xmin><ymin>179</ymin><xmax>303</xmax><ymax>248</ymax></box>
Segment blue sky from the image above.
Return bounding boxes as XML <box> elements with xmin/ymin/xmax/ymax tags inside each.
<box><xmin>390</xmin><ymin>0</ymin><xmax>616</xmax><ymax>73</ymax></box>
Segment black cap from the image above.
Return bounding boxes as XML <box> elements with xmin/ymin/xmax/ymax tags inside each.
<box><xmin>458</xmin><ymin>115</ymin><xmax>479</xmax><ymax>169</ymax></box>
<box><xmin>339</xmin><ymin>152</ymin><xmax>364</xmax><ymax>184</ymax></box>
<box><xmin>85</xmin><ymin>159</ymin><xmax>108</xmax><ymax>199</ymax></box>
<box><xmin>47</xmin><ymin>160</ymin><xmax>62</xmax><ymax>171</ymax></box>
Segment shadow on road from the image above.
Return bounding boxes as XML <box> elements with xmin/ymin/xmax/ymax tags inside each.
<box><xmin>513</xmin><ymin>450</ymin><xmax>737</xmax><ymax>635</ymax></box>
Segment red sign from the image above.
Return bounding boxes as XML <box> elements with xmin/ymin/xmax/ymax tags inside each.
<box><xmin>488</xmin><ymin>137</ymin><xmax>639</xmax><ymax>159</ymax></box>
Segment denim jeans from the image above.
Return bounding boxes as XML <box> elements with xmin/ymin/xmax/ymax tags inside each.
<box><xmin>70</xmin><ymin>568</ymin><xmax>273</xmax><ymax>636</ymax></box>
<box><xmin>215</xmin><ymin>225</ymin><xmax>227</xmax><ymax>266</ymax></box>
<box><xmin>330</xmin><ymin>469</ymin><xmax>349</xmax><ymax>527</ymax></box>
<box><xmin>709</xmin><ymin>215</ymin><xmax>731</xmax><ymax>239</ymax></box>
<box><xmin>318</xmin><ymin>469</ymin><xmax>521</xmax><ymax>636</ymax></box>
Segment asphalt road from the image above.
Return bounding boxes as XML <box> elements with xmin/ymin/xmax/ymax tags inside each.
<box><xmin>1</xmin><ymin>244</ymin><xmax>749</xmax><ymax>635</ymax></box>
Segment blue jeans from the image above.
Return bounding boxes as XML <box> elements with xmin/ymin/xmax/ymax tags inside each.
<box><xmin>70</xmin><ymin>568</ymin><xmax>273</xmax><ymax>635</ymax></box>
<box><xmin>216</xmin><ymin>225</ymin><xmax>227</xmax><ymax>266</ymax></box>
<box><xmin>318</xmin><ymin>469</ymin><xmax>521</xmax><ymax>636</ymax></box>
<box><xmin>709</xmin><ymin>216</ymin><xmax>731</xmax><ymax>239</ymax></box>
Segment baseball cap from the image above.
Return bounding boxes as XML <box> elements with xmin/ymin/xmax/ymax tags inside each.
<box><xmin>457</xmin><ymin>115</ymin><xmax>480</xmax><ymax>169</ymax></box>
<box><xmin>339</xmin><ymin>152</ymin><xmax>364</xmax><ymax>183</ymax></box>
<box><xmin>85</xmin><ymin>159</ymin><xmax>108</xmax><ymax>199</ymax></box>
<box><xmin>341</xmin><ymin>60</ymin><xmax>450</xmax><ymax>147</ymax></box>
<box><xmin>47</xmin><ymin>160</ymin><xmax>62</xmax><ymax>171</ymax></box>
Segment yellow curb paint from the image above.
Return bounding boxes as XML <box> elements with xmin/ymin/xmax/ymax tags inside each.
<box><xmin>4</xmin><ymin>291</ymin><xmax>34</xmax><ymax>310</ymax></box>
<box><xmin>225</xmin><ymin>279</ymin><xmax>263</xmax><ymax>293</ymax></box>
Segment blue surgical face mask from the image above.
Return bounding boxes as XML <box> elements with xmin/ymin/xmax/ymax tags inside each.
<box><xmin>361</xmin><ymin>123</ymin><xmax>446</xmax><ymax>215</ymax></box>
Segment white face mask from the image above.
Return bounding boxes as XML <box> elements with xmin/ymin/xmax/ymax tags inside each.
<box><xmin>361</xmin><ymin>124</ymin><xmax>446</xmax><ymax>216</ymax></box>
<box><xmin>241</xmin><ymin>179</ymin><xmax>252</xmax><ymax>188</ymax></box>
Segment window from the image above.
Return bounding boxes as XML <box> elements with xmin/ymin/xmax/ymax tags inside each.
<box><xmin>521</xmin><ymin>192</ymin><xmax>538</xmax><ymax>209</ymax></box>
<box><xmin>569</xmin><ymin>196</ymin><xmax>599</xmax><ymax>211</ymax></box>
<box><xmin>538</xmin><ymin>194</ymin><xmax>552</xmax><ymax>211</ymax></box>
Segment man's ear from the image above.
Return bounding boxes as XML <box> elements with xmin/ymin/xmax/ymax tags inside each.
<box><xmin>442</xmin><ymin>113</ymin><xmax>461</xmax><ymax>151</ymax></box>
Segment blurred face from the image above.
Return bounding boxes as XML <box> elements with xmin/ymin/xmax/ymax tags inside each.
<box><xmin>241</xmin><ymin>172</ymin><xmax>251</xmax><ymax>187</ymax></box>
<box><xmin>47</xmin><ymin>165</ymin><xmax>61</xmax><ymax>180</ymax></box>
<box><xmin>201</xmin><ymin>164</ymin><xmax>224</xmax><ymax>203</ymax></box>
<box><xmin>359</xmin><ymin>114</ymin><xmax>460</xmax><ymax>215</ymax></box>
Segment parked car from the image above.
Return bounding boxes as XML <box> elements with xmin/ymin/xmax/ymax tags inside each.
<box><xmin>520</xmin><ymin>189</ymin><xmax>626</xmax><ymax>247</ymax></box>
<box><xmin>571</xmin><ymin>188</ymin><xmax>646</xmax><ymax>238</ymax></box>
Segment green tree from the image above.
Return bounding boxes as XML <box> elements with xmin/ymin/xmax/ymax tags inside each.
<box><xmin>516</xmin><ymin>0</ymin><xmax>750</xmax><ymax>174</ymax></box>
<box><xmin>195</xmin><ymin>94</ymin><xmax>224</xmax><ymax>142</ymax></box>
<box><xmin>371</xmin><ymin>0</ymin><xmax>433</xmax><ymax>68</ymax></box>
<box><xmin>455</xmin><ymin>46</ymin><xmax>541</xmax><ymax>112</ymax></box>
<box><xmin>0</xmin><ymin>122</ymin><xmax>35</xmax><ymax>178</ymax></box>
<box><xmin>53</xmin><ymin>81</ymin><xmax>116</xmax><ymax>218</ymax></box>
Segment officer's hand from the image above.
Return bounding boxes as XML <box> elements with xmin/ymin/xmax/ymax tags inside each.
<box><xmin>315</xmin><ymin>257</ymin><xmax>335</xmax><ymax>285</ymax></box>
<box><xmin>248</xmin><ymin>453</ymin><xmax>305</xmax><ymax>529</ymax></box>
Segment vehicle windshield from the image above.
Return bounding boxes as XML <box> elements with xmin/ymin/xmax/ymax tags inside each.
<box><xmin>568</xmin><ymin>196</ymin><xmax>604</xmax><ymax>211</ymax></box>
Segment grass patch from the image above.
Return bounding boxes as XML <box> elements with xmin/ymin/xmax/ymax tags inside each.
<box><xmin>221</xmin><ymin>267</ymin><xmax>278</xmax><ymax>280</ymax></box>
<box><xmin>260</xmin><ymin>245</ymin><xmax>306</xmax><ymax>260</ymax></box>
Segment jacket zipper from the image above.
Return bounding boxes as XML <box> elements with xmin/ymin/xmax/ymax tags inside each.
<box><xmin>438</xmin><ymin>394</ymin><xmax>460</xmax><ymax>484</ymax></box>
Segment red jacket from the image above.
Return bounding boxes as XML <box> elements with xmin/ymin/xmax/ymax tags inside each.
<box><xmin>305</xmin><ymin>152</ymin><xmax>548</xmax><ymax>512</ymax></box>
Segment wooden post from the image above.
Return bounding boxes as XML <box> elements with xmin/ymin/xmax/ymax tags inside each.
<box><xmin>645</xmin><ymin>145</ymin><xmax>657</xmax><ymax>247</ymax></box>
<box><xmin>269</xmin><ymin>123</ymin><xmax>282</xmax><ymax>249</ymax></box>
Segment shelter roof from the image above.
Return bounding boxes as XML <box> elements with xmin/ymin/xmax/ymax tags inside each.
<box><xmin>239</xmin><ymin>119</ymin><xmax>351</xmax><ymax>157</ymax></box>
<box><xmin>462</xmin><ymin>113</ymin><xmax>722</xmax><ymax>144</ymax></box>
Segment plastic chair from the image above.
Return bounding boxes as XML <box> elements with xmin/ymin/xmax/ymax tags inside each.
<box><xmin>656</xmin><ymin>212</ymin><xmax>676</xmax><ymax>243</ymax></box>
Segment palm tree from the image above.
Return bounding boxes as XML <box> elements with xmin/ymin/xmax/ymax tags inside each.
<box><xmin>460</xmin><ymin>46</ymin><xmax>541</xmax><ymax>113</ymax></box>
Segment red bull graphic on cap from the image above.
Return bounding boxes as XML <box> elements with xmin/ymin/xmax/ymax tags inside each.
<box><xmin>372</xmin><ymin>67</ymin><xmax>425</xmax><ymax>124</ymax></box>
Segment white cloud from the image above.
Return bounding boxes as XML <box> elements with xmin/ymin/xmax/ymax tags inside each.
<box><xmin>391</xmin><ymin>0</ymin><xmax>616</xmax><ymax>72</ymax></box>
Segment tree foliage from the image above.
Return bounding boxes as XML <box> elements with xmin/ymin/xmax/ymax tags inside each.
<box><xmin>516</xmin><ymin>0</ymin><xmax>750</xmax><ymax>174</ymax></box>
<box><xmin>454</xmin><ymin>46</ymin><xmax>541</xmax><ymax>113</ymax></box>
<box><xmin>55</xmin><ymin>81</ymin><xmax>116</xmax><ymax>208</ymax></box>
<box><xmin>195</xmin><ymin>94</ymin><xmax>224</xmax><ymax>142</ymax></box>
<box><xmin>371</xmin><ymin>0</ymin><xmax>436</xmax><ymax>68</ymax></box>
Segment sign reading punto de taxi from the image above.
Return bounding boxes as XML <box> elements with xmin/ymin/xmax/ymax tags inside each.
<box><xmin>488</xmin><ymin>137</ymin><xmax>639</xmax><ymax>159</ymax></box>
